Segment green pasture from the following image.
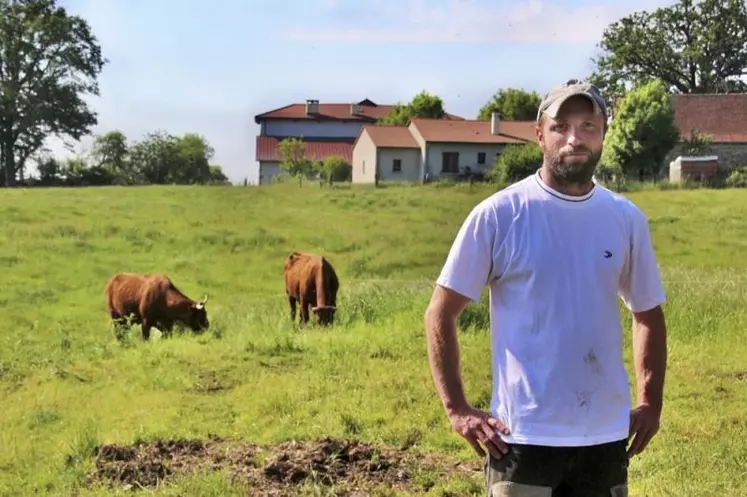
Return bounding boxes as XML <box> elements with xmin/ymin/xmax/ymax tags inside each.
<box><xmin>0</xmin><ymin>181</ymin><xmax>745</xmax><ymax>496</ymax></box>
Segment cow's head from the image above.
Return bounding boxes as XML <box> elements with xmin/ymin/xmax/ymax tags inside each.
<box><xmin>188</xmin><ymin>295</ymin><xmax>210</xmax><ymax>331</ymax></box>
<box><xmin>311</xmin><ymin>304</ymin><xmax>336</xmax><ymax>326</ymax></box>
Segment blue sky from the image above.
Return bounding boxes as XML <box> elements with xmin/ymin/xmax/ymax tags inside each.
<box><xmin>48</xmin><ymin>0</ymin><xmax>673</xmax><ymax>184</ymax></box>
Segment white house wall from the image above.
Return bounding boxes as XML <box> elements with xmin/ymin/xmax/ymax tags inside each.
<box><xmin>425</xmin><ymin>143</ymin><xmax>506</xmax><ymax>178</ymax></box>
<box><xmin>407</xmin><ymin>123</ymin><xmax>427</xmax><ymax>179</ymax></box>
<box><xmin>351</xmin><ymin>132</ymin><xmax>377</xmax><ymax>183</ymax></box>
<box><xmin>378</xmin><ymin>148</ymin><xmax>422</xmax><ymax>182</ymax></box>
<box><xmin>264</xmin><ymin>120</ymin><xmax>366</xmax><ymax>138</ymax></box>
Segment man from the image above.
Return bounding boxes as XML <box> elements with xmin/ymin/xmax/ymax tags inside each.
<box><xmin>424</xmin><ymin>79</ymin><xmax>667</xmax><ymax>497</ymax></box>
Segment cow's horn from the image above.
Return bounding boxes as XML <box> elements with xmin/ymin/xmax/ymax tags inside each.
<box><xmin>201</xmin><ymin>294</ymin><xmax>209</xmax><ymax>305</ymax></box>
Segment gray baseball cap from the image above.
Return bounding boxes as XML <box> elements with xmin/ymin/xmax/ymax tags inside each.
<box><xmin>537</xmin><ymin>79</ymin><xmax>608</xmax><ymax>121</ymax></box>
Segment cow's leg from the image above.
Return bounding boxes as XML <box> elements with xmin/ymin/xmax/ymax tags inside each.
<box><xmin>299</xmin><ymin>298</ymin><xmax>310</xmax><ymax>324</ymax></box>
<box><xmin>288</xmin><ymin>295</ymin><xmax>297</xmax><ymax>321</ymax></box>
<box><xmin>141</xmin><ymin>318</ymin><xmax>153</xmax><ymax>340</ymax></box>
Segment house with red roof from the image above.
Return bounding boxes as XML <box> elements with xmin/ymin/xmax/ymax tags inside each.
<box><xmin>254</xmin><ymin>98</ymin><xmax>464</xmax><ymax>184</ymax></box>
<box><xmin>666</xmin><ymin>93</ymin><xmax>747</xmax><ymax>171</ymax></box>
<box><xmin>351</xmin><ymin>113</ymin><xmax>537</xmax><ymax>183</ymax></box>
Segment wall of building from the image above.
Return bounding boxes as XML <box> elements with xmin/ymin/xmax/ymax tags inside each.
<box><xmin>424</xmin><ymin>143</ymin><xmax>506</xmax><ymax>178</ymax></box>
<box><xmin>351</xmin><ymin>132</ymin><xmax>377</xmax><ymax>183</ymax></box>
<box><xmin>263</xmin><ymin>120</ymin><xmax>366</xmax><ymax>138</ymax></box>
<box><xmin>377</xmin><ymin>148</ymin><xmax>422</xmax><ymax>182</ymax></box>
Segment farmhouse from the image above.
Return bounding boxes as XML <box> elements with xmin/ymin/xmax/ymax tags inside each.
<box><xmin>667</xmin><ymin>93</ymin><xmax>747</xmax><ymax>170</ymax></box>
<box><xmin>351</xmin><ymin>113</ymin><xmax>536</xmax><ymax>183</ymax></box>
<box><xmin>254</xmin><ymin>98</ymin><xmax>463</xmax><ymax>184</ymax></box>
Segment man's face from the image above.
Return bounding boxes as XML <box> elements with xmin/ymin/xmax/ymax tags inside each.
<box><xmin>535</xmin><ymin>96</ymin><xmax>606</xmax><ymax>185</ymax></box>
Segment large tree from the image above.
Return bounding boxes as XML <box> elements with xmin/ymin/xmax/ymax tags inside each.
<box><xmin>380</xmin><ymin>90</ymin><xmax>446</xmax><ymax>125</ymax></box>
<box><xmin>590</xmin><ymin>0</ymin><xmax>747</xmax><ymax>100</ymax></box>
<box><xmin>477</xmin><ymin>88</ymin><xmax>542</xmax><ymax>121</ymax></box>
<box><xmin>0</xmin><ymin>0</ymin><xmax>107</xmax><ymax>186</ymax></box>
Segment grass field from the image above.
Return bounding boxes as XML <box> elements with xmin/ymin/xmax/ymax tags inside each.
<box><xmin>1</xmin><ymin>180</ymin><xmax>746</xmax><ymax>496</ymax></box>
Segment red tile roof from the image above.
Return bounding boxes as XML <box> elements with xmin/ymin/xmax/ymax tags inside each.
<box><xmin>672</xmin><ymin>94</ymin><xmax>747</xmax><ymax>143</ymax></box>
<box><xmin>360</xmin><ymin>125</ymin><xmax>420</xmax><ymax>148</ymax></box>
<box><xmin>254</xmin><ymin>99</ymin><xmax>464</xmax><ymax>123</ymax></box>
<box><xmin>256</xmin><ymin>136</ymin><xmax>353</xmax><ymax>163</ymax></box>
<box><xmin>409</xmin><ymin>118</ymin><xmax>536</xmax><ymax>144</ymax></box>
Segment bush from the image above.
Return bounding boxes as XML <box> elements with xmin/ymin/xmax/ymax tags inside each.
<box><xmin>488</xmin><ymin>142</ymin><xmax>543</xmax><ymax>184</ymax></box>
<box><xmin>725</xmin><ymin>168</ymin><xmax>747</xmax><ymax>188</ymax></box>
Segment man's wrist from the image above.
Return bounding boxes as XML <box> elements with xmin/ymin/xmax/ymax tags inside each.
<box><xmin>443</xmin><ymin>398</ymin><xmax>470</xmax><ymax>416</ymax></box>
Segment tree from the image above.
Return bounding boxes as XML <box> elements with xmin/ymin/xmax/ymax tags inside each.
<box><xmin>176</xmin><ymin>133</ymin><xmax>213</xmax><ymax>184</ymax></box>
<box><xmin>277</xmin><ymin>137</ymin><xmax>312</xmax><ymax>186</ymax></box>
<box><xmin>318</xmin><ymin>155</ymin><xmax>351</xmax><ymax>185</ymax></box>
<box><xmin>90</xmin><ymin>130</ymin><xmax>138</xmax><ymax>184</ymax></box>
<box><xmin>0</xmin><ymin>0</ymin><xmax>107</xmax><ymax>186</ymax></box>
<box><xmin>207</xmin><ymin>165</ymin><xmax>230</xmax><ymax>185</ymax></box>
<box><xmin>601</xmin><ymin>79</ymin><xmax>680</xmax><ymax>181</ymax></box>
<box><xmin>487</xmin><ymin>142</ymin><xmax>543</xmax><ymax>185</ymax></box>
<box><xmin>589</xmin><ymin>0</ymin><xmax>747</xmax><ymax>100</ymax></box>
<box><xmin>477</xmin><ymin>88</ymin><xmax>542</xmax><ymax>121</ymax></box>
<box><xmin>380</xmin><ymin>90</ymin><xmax>446</xmax><ymax>125</ymax></box>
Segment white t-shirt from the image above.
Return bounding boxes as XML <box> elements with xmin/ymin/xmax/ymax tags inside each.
<box><xmin>436</xmin><ymin>170</ymin><xmax>666</xmax><ymax>447</ymax></box>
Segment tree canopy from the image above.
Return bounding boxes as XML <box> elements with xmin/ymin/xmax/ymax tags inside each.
<box><xmin>379</xmin><ymin>90</ymin><xmax>446</xmax><ymax>125</ymax></box>
<box><xmin>477</xmin><ymin>88</ymin><xmax>542</xmax><ymax>121</ymax></box>
<box><xmin>590</xmin><ymin>0</ymin><xmax>747</xmax><ymax>100</ymax></box>
<box><xmin>600</xmin><ymin>79</ymin><xmax>680</xmax><ymax>181</ymax></box>
<box><xmin>0</xmin><ymin>0</ymin><xmax>107</xmax><ymax>186</ymax></box>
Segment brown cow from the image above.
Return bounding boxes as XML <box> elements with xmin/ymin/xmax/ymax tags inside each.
<box><xmin>105</xmin><ymin>273</ymin><xmax>209</xmax><ymax>340</ymax></box>
<box><xmin>283</xmin><ymin>251</ymin><xmax>339</xmax><ymax>326</ymax></box>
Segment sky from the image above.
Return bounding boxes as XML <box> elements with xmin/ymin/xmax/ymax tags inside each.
<box><xmin>45</xmin><ymin>0</ymin><xmax>675</xmax><ymax>184</ymax></box>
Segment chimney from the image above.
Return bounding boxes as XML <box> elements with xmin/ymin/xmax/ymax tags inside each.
<box><xmin>305</xmin><ymin>99</ymin><xmax>319</xmax><ymax>115</ymax></box>
<box><xmin>350</xmin><ymin>103</ymin><xmax>361</xmax><ymax>115</ymax></box>
<box><xmin>491</xmin><ymin>112</ymin><xmax>500</xmax><ymax>135</ymax></box>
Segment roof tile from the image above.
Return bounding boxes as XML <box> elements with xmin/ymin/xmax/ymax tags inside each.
<box><xmin>255</xmin><ymin>99</ymin><xmax>464</xmax><ymax>123</ymax></box>
<box><xmin>361</xmin><ymin>125</ymin><xmax>420</xmax><ymax>148</ymax></box>
<box><xmin>409</xmin><ymin>118</ymin><xmax>536</xmax><ymax>144</ymax></box>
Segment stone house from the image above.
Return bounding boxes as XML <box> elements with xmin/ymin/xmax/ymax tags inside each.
<box><xmin>666</xmin><ymin>93</ymin><xmax>747</xmax><ymax>172</ymax></box>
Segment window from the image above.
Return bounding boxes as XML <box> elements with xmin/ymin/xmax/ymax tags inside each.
<box><xmin>477</xmin><ymin>152</ymin><xmax>486</xmax><ymax>165</ymax></box>
<box><xmin>392</xmin><ymin>159</ymin><xmax>401</xmax><ymax>172</ymax></box>
<box><xmin>441</xmin><ymin>152</ymin><xmax>459</xmax><ymax>173</ymax></box>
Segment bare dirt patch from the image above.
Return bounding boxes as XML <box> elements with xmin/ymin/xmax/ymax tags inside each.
<box><xmin>88</xmin><ymin>435</ymin><xmax>482</xmax><ymax>495</ymax></box>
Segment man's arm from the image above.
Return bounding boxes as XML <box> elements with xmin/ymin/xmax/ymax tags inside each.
<box><xmin>618</xmin><ymin>205</ymin><xmax>668</xmax><ymax>456</ymax></box>
<box><xmin>631</xmin><ymin>305</ymin><xmax>667</xmax><ymax>412</ymax></box>
<box><xmin>424</xmin><ymin>285</ymin><xmax>472</xmax><ymax>415</ymax></box>
<box><xmin>424</xmin><ymin>200</ymin><xmax>509</xmax><ymax>459</ymax></box>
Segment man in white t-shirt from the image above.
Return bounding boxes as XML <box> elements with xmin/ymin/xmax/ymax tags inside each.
<box><xmin>424</xmin><ymin>79</ymin><xmax>668</xmax><ymax>497</ymax></box>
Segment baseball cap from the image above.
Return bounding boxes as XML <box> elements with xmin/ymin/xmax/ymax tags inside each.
<box><xmin>537</xmin><ymin>79</ymin><xmax>608</xmax><ymax>121</ymax></box>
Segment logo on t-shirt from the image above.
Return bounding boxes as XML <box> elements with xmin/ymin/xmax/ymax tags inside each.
<box><xmin>604</xmin><ymin>250</ymin><xmax>612</xmax><ymax>258</ymax></box>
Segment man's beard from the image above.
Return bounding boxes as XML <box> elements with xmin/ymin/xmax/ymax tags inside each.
<box><xmin>544</xmin><ymin>147</ymin><xmax>601</xmax><ymax>186</ymax></box>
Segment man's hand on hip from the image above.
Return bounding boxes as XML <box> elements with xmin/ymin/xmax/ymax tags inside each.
<box><xmin>628</xmin><ymin>403</ymin><xmax>661</xmax><ymax>457</ymax></box>
<box><xmin>448</xmin><ymin>404</ymin><xmax>511</xmax><ymax>459</ymax></box>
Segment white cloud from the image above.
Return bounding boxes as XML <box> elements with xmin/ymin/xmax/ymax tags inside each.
<box><xmin>285</xmin><ymin>0</ymin><xmax>672</xmax><ymax>45</ymax></box>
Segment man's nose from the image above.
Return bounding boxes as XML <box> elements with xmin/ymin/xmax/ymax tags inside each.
<box><xmin>566</xmin><ymin>128</ymin><xmax>585</xmax><ymax>147</ymax></box>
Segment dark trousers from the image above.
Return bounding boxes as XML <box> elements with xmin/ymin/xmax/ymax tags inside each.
<box><xmin>484</xmin><ymin>439</ymin><xmax>629</xmax><ymax>497</ymax></box>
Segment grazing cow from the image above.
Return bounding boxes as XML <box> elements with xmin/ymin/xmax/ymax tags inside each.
<box><xmin>105</xmin><ymin>273</ymin><xmax>209</xmax><ymax>340</ymax></box>
<box><xmin>283</xmin><ymin>251</ymin><xmax>339</xmax><ymax>326</ymax></box>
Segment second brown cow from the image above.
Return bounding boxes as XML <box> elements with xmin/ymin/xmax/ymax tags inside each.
<box><xmin>283</xmin><ymin>251</ymin><xmax>340</xmax><ymax>326</ymax></box>
<box><xmin>105</xmin><ymin>272</ymin><xmax>210</xmax><ymax>340</ymax></box>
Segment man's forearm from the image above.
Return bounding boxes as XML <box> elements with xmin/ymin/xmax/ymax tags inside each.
<box><xmin>425</xmin><ymin>307</ymin><xmax>469</xmax><ymax>415</ymax></box>
<box><xmin>632</xmin><ymin>306</ymin><xmax>668</xmax><ymax>410</ymax></box>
